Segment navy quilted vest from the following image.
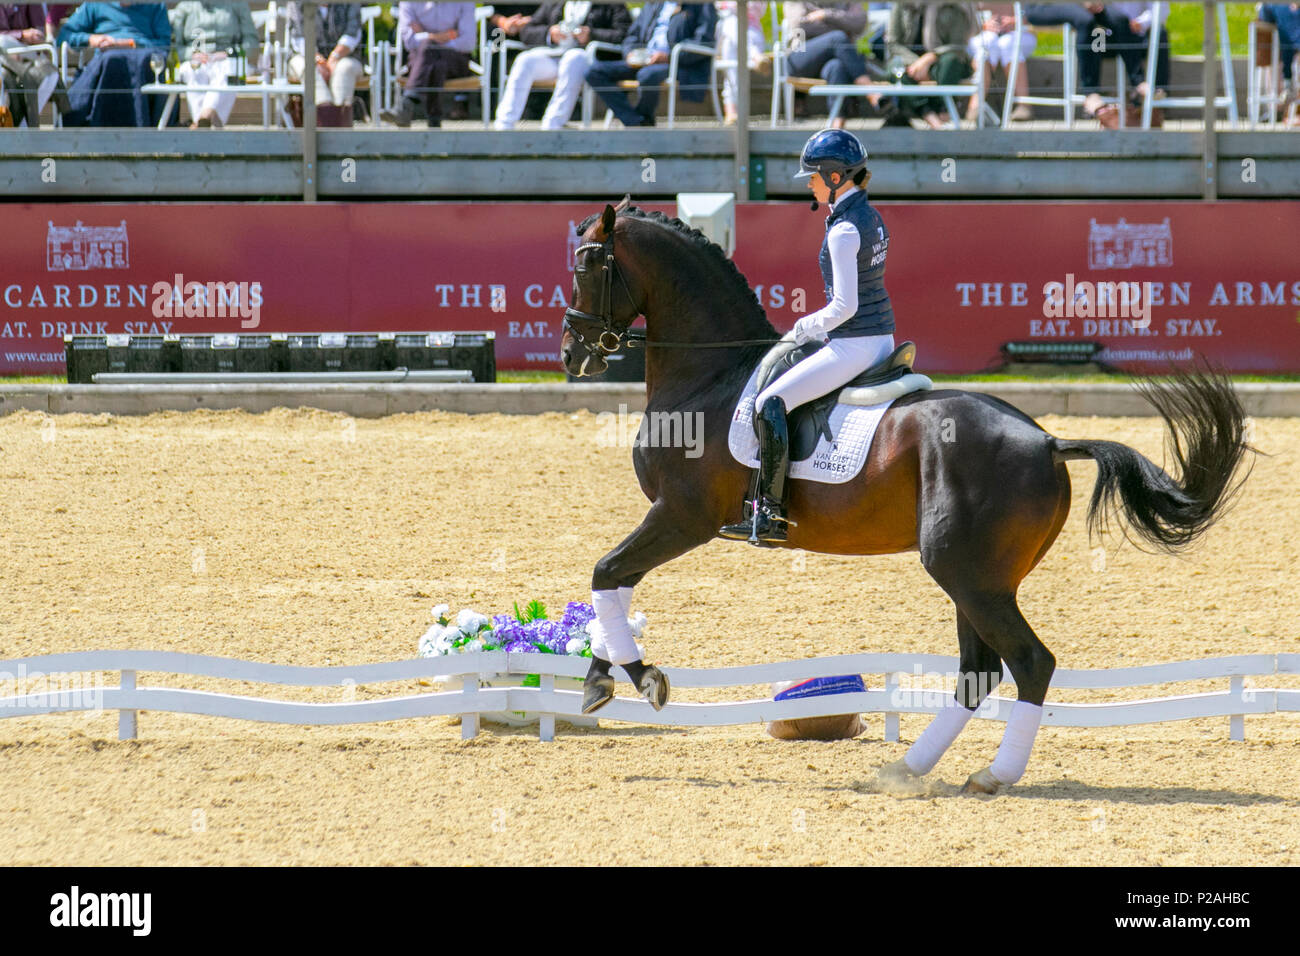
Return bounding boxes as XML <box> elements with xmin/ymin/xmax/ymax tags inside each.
<box><xmin>817</xmin><ymin>189</ymin><xmax>895</xmax><ymax>338</ymax></box>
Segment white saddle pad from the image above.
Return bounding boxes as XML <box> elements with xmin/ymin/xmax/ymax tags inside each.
<box><xmin>728</xmin><ymin>364</ymin><xmax>933</xmax><ymax>485</ymax></box>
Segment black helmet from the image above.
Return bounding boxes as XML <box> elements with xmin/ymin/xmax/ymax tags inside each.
<box><xmin>795</xmin><ymin>128</ymin><xmax>868</xmax><ymax>203</ymax></box>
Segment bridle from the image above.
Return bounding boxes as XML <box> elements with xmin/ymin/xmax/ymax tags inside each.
<box><xmin>562</xmin><ymin>229</ymin><xmax>643</xmax><ymax>358</ymax></box>
<box><xmin>562</xmin><ymin>224</ymin><xmax>780</xmax><ymax>357</ymax></box>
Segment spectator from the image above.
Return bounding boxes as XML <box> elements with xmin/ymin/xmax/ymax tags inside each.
<box><xmin>716</xmin><ymin>0</ymin><xmax>764</xmax><ymax>124</ymax></box>
<box><xmin>380</xmin><ymin>2</ymin><xmax>475</xmax><ymax>127</ymax></box>
<box><xmin>1024</xmin><ymin>3</ymin><xmax>1103</xmax><ymax>98</ymax></box>
<box><xmin>885</xmin><ymin>2</ymin><xmax>979</xmax><ymax>128</ymax></box>
<box><xmin>584</xmin><ymin>1</ymin><xmax>717</xmax><ymax>128</ymax></box>
<box><xmin>58</xmin><ymin>2</ymin><xmax>171</xmax><ymax>126</ymax></box>
<box><xmin>286</xmin><ymin>2</ymin><xmax>364</xmax><ymax>125</ymax></box>
<box><xmin>968</xmin><ymin>3</ymin><xmax>1036</xmax><ymax>121</ymax></box>
<box><xmin>170</xmin><ymin>1</ymin><xmax>259</xmax><ymax>129</ymax></box>
<box><xmin>493</xmin><ymin>2</ymin><xmax>632</xmax><ymax>130</ymax></box>
<box><xmin>1</xmin><ymin>4</ymin><xmax>71</xmax><ymax>47</ymax></box>
<box><xmin>0</xmin><ymin>4</ymin><xmax>71</xmax><ymax>126</ymax></box>
<box><xmin>777</xmin><ymin>3</ymin><xmax>883</xmax><ymax>128</ymax></box>
<box><xmin>488</xmin><ymin>2</ymin><xmax>541</xmax><ymax>115</ymax></box>
<box><xmin>1260</xmin><ymin>2</ymin><xmax>1300</xmax><ymax>125</ymax></box>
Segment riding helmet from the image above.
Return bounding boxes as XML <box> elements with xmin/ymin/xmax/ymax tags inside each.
<box><xmin>795</xmin><ymin>128</ymin><xmax>869</xmax><ymax>187</ymax></box>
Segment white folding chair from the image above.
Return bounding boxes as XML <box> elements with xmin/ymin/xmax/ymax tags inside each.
<box><xmin>1001</xmin><ymin>3</ymin><xmax>1073</xmax><ymax>126</ymax></box>
<box><xmin>1140</xmin><ymin>1</ymin><xmax>1238</xmax><ymax>129</ymax></box>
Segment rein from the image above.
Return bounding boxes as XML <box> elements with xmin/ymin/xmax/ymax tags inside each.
<box><xmin>564</xmin><ymin>228</ymin><xmax>780</xmax><ymax>356</ymax></box>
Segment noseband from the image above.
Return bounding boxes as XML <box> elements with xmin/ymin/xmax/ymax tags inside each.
<box><xmin>563</xmin><ymin>229</ymin><xmax>643</xmax><ymax>357</ymax></box>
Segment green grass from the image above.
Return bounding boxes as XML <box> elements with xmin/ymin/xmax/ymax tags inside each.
<box><xmin>1033</xmin><ymin>3</ymin><xmax>1257</xmax><ymax>58</ymax></box>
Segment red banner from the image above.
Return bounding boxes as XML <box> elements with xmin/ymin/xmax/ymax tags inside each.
<box><xmin>3</xmin><ymin>201</ymin><xmax>1299</xmax><ymax>375</ymax></box>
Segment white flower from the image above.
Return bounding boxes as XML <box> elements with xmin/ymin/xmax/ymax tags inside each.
<box><xmin>431</xmin><ymin>603</ymin><xmax>450</xmax><ymax>622</ymax></box>
<box><xmin>564</xmin><ymin>636</ymin><xmax>587</xmax><ymax>655</ymax></box>
<box><xmin>418</xmin><ymin>623</ymin><xmax>451</xmax><ymax>657</ymax></box>
<box><xmin>457</xmin><ymin>608</ymin><xmax>490</xmax><ymax>636</ymax></box>
<box><xmin>627</xmin><ymin>611</ymin><xmax>648</xmax><ymax>638</ymax></box>
<box><xmin>463</xmin><ymin>637</ymin><xmax>485</xmax><ymax>654</ymax></box>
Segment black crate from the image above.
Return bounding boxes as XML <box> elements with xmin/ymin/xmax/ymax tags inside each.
<box><xmin>390</xmin><ymin>331</ymin><xmax>495</xmax><ymax>382</ymax></box>
<box><xmin>65</xmin><ymin>334</ymin><xmax>180</xmax><ymax>382</ymax></box>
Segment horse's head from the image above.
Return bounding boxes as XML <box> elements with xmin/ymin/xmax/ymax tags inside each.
<box><xmin>561</xmin><ymin>196</ymin><xmax>642</xmax><ymax>378</ymax></box>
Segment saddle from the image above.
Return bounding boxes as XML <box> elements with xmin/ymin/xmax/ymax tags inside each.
<box><xmin>754</xmin><ymin>340</ymin><xmax>921</xmax><ymax>462</ymax></box>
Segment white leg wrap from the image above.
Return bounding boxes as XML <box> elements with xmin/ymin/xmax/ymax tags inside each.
<box><xmin>989</xmin><ymin>701</ymin><xmax>1043</xmax><ymax>786</ymax></box>
<box><xmin>590</xmin><ymin>589</ymin><xmax>640</xmax><ymax>666</ymax></box>
<box><xmin>617</xmin><ymin>586</ymin><xmax>634</xmax><ymax>617</ymax></box>
<box><xmin>903</xmin><ymin>703</ymin><xmax>975</xmax><ymax>775</ymax></box>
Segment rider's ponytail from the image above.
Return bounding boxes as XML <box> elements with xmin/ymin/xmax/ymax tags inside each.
<box><xmin>854</xmin><ymin>168</ymin><xmax>872</xmax><ymax>189</ymax></box>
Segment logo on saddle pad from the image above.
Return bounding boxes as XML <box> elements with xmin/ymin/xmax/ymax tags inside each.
<box><xmin>727</xmin><ymin>344</ymin><xmax>932</xmax><ymax>485</ymax></box>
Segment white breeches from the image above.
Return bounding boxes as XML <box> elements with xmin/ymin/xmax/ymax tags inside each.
<box><xmin>288</xmin><ymin>54</ymin><xmax>363</xmax><ymax>107</ymax></box>
<box><xmin>755</xmin><ymin>333</ymin><xmax>895</xmax><ymax>415</ymax></box>
<box><xmin>494</xmin><ymin>46</ymin><xmax>591</xmax><ymax>130</ymax></box>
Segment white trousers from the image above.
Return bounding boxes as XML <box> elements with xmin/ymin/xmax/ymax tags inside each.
<box><xmin>178</xmin><ymin>58</ymin><xmax>238</xmax><ymax>124</ymax></box>
<box><xmin>716</xmin><ymin>13</ymin><xmax>765</xmax><ymax>112</ymax></box>
<box><xmin>288</xmin><ymin>54</ymin><xmax>363</xmax><ymax>107</ymax></box>
<box><xmin>756</xmin><ymin>333</ymin><xmax>896</xmax><ymax>414</ymax></box>
<box><xmin>493</xmin><ymin>45</ymin><xmax>590</xmax><ymax>130</ymax></box>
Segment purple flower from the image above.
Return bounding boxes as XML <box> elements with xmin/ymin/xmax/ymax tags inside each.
<box><xmin>491</xmin><ymin>614</ymin><xmax>526</xmax><ymax>646</ymax></box>
<box><xmin>560</xmin><ymin>601</ymin><xmax>595</xmax><ymax>636</ymax></box>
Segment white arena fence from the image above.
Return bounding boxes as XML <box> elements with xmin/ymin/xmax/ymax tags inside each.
<box><xmin>0</xmin><ymin>650</ymin><xmax>1296</xmax><ymax>744</ymax></box>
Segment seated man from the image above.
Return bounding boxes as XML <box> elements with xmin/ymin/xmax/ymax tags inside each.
<box><xmin>494</xmin><ymin>2</ymin><xmax>632</xmax><ymax>130</ymax></box>
<box><xmin>884</xmin><ymin>1</ymin><xmax>979</xmax><ymax>128</ymax></box>
<box><xmin>584</xmin><ymin>1</ymin><xmax>716</xmax><ymax>128</ymax></box>
<box><xmin>0</xmin><ymin>3</ymin><xmax>71</xmax><ymax>126</ymax></box>
<box><xmin>58</xmin><ymin>2</ymin><xmax>171</xmax><ymax>126</ymax></box>
<box><xmin>169</xmin><ymin>1</ymin><xmax>260</xmax><ymax>129</ymax></box>
<box><xmin>381</xmin><ymin>1</ymin><xmax>476</xmax><ymax>128</ymax></box>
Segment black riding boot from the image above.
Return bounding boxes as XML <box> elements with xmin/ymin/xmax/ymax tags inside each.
<box><xmin>718</xmin><ymin>396</ymin><xmax>790</xmax><ymax>545</ymax></box>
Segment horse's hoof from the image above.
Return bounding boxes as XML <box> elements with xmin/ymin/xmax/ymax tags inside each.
<box><xmin>961</xmin><ymin>767</ymin><xmax>1004</xmax><ymax>796</ymax></box>
<box><xmin>635</xmin><ymin>665</ymin><xmax>670</xmax><ymax>711</ymax></box>
<box><xmin>581</xmin><ymin>674</ymin><xmax>615</xmax><ymax>715</ymax></box>
<box><xmin>877</xmin><ymin>758</ymin><xmax>921</xmax><ymax>785</ymax></box>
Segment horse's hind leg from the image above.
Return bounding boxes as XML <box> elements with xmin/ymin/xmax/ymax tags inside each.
<box><xmin>949</xmin><ymin>591</ymin><xmax>1056</xmax><ymax>795</ymax></box>
<box><xmin>879</xmin><ymin>611</ymin><xmax>1004</xmax><ymax>783</ymax></box>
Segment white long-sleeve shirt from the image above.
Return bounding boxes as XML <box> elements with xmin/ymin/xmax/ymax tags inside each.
<box><xmin>796</xmin><ymin>185</ymin><xmax>862</xmax><ymax>339</ymax></box>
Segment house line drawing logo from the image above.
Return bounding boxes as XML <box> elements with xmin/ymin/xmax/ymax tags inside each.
<box><xmin>1087</xmin><ymin>217</ymin><xmax>1173</xmax><ymax>270</ymax></box>
<box><xmin>47</xmin><ymin>221</ymin><xmax>130</xmax><ymax>272</ymax></box>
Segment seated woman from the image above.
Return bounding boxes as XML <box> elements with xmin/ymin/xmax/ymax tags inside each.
<box><xmin>0</xmin><ymin>4</ymin><xmax>71</xmax><ymax>126</ymax></box>
<box><xmin>967</xmin><ymin>3</ymin><xmax>1035</xmax><ymax>121</ymax></box>
<box><xmin>493</xmin><ymin>2</ymin><xmax>632</xmax><ymax>130</ymax></box>
<box><xmin>170</xmin><ymin>0</ymin><xmax>259</xmax><ymax>129</ymax></box>
<box><xmin>779</xmin><ymin>2</ymin><xmax>882</xmax><ymax>129</ymax></box>
<box><xmin>885</xmin><ymin>2</ymin><xmax>979</xmax><ymax>129</ymax></box>
<box><xmin>58</xmin><ymin>2</ymin><xmax>171</xmax><ymax>126</ymax></box>
<box><xmin>286</xmin><ymin>2</ymin><xmax>365</xmax><ymax>125</ymax></box>
<box><xmin>716</xmin><ymin>0</ymin><xmax>765</xmax><ymax>125</ymax></box>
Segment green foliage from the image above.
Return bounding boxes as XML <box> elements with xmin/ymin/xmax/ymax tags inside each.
<box><xmin>1031</xmin><ymin>3</ymin><xmax>1257</xmax><ymax>58</ymax></box>
<box><xmin>514</xmin><ymin>599</ymin><xmax>548</xmax><ymax>623</ymax></box>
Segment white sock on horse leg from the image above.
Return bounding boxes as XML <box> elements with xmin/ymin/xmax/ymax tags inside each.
<box><xmin>989</xmin><ymin>701</ymin><xmax>1044</xmax><ymax>786</ymax></box>
<box><xmin>591</xmin><ymin>589</ymin><xmax>640</xmax><ymax>665</ymax></box>
<box><xmin>903</xmin><ymin>703</ymin><xmax>975</xmax><ymax>775</ymax></box>
<box><xmin>618</xmin><ymin>586</ymin><xmax>634</xmax><ymax>617</ymax></box>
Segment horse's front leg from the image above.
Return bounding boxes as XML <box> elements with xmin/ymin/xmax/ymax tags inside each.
<box><xmin>582</xmin><ymin>500</ymin><xmax>716</xmax><ymax>714</ymax></box>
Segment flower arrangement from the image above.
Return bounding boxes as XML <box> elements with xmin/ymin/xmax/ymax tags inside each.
<box><xmin>418</xmin><ymin>599</ymin><xmax>647</xmax><ymax>661</ymax></box>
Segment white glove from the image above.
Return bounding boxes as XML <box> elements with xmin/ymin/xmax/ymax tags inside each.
<box><xmin>792</xmin><ymin>317</ymin><xmax>825</xmax><ymax>345</ymax></box>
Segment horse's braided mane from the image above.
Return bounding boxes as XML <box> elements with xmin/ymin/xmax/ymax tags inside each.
<box><xmin>576</xmin><ymin>206</ymin><xmax>772</xmax><ymax>331</ymax></box>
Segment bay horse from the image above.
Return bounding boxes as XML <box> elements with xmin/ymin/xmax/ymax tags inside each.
<box><xmin>559</xmin><ymin>199</ymin><xmax>1250</xmax><ymax>795</ymax></box>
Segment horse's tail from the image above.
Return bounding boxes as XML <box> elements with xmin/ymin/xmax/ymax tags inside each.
<box><xmin>1050</xmin><ymin>365</ymin><xmax>1253</xmax><ymax>554</ymax></box>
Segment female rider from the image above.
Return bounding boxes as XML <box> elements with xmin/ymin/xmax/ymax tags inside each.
<box><xmin>719</xmin><ymin>128</ymin><xmax>897</xmax><ymax>545</ymax></box>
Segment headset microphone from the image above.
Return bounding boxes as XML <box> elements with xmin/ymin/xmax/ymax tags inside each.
<box><xmin>809</xmin><ymin>199</ymin><xmax>819</xmax><ymax>211</ymax></box>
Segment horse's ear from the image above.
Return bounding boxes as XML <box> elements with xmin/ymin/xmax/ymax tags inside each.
<box><xmin>614</xmin><ymin>194</ymin><xmax>632</xmax><ymax>213</ymax></box>
<box><xmin>599</xmin><ymin>203</ymin><xmax>617</xmax><ymax>239</ymax></box>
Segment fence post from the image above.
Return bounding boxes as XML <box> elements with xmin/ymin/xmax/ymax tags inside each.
<box><xmin>539</xmin><ymin>674</ymin><xmax>555</xmax><ymax>742</ymax></box>
<box><xmin>1229</xmin><ymin>674</ymin><xmax>1245</xmax><ymax>741</ymax></box>
<box><xmin>461</xmin><ymin>670</ymin><xmax>480</xmax><ymax>740</ymax></box>
<box><xmin>118</xmin><ymin>669</ymin><xmax>137</xmax><ymax>740</ymax></box>
<box><xmin>883</xmin><ymin>671</ymin><xmax>899</xmax><ymax>743</ymax></box>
